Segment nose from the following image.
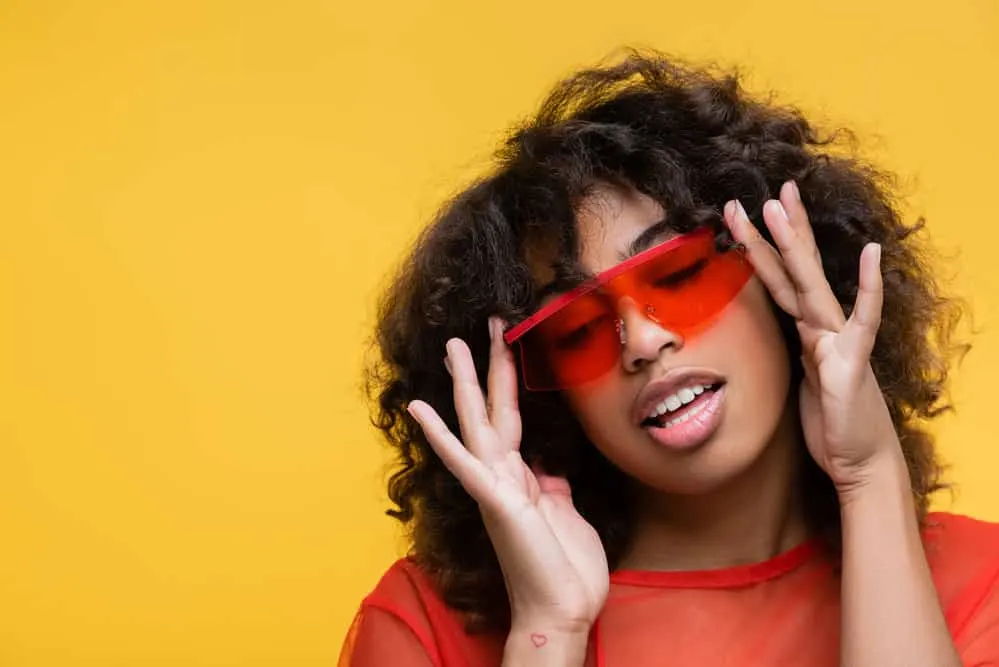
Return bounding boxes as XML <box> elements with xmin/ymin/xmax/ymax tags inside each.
<box><xmin>618</xmin><ymin>297</ymin><xmax>682</xmax><ymax>373</ymax></box>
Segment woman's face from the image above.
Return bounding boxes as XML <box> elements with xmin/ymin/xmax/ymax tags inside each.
<box><xmin>556</xmin><ymin>186</ymin><xmax>793</xmax><ymax>495</ymax></box>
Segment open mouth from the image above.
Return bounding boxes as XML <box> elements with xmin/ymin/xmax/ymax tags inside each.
<box><xmin>640</xmin><ymin>382</ymin><xmax>724</xmax><ymax>429</ymax></box>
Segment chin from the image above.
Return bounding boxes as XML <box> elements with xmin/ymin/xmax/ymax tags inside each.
<box><xmin>659</xmin><ymin>452</ymin><xmax>769</xmax><ymax>496</ymax></box>
<box><xmin>599</xmin><ymin>421</ymin><xmax>778</xmax><ymax>497</ymax></box>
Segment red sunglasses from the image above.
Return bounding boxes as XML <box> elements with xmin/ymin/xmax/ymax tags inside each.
<box><xmin>503</xmin><ymin>228</ymin><xmax>753</xmax><ymax>391</ymax></box>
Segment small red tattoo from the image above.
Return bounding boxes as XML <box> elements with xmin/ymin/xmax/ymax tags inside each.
<box><xmin>530</xmin><ymin>633</ymin><xmax>548</xmax><ymax>648</ymax></box>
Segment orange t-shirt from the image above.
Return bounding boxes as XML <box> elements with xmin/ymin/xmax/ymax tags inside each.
<box><xmin>339</xmin><ymin>512</ymin><xmax>999</xmax><ymax>666</ymax></box>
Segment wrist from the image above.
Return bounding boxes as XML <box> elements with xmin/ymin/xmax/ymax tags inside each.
<box><xmin>503</xmin><ymin>618</ymin><xmax>591</xmax><ymax>667</ymax></box>
<box><xmin>835</xmin><ymin>444</ymin><xmax>911</xmax><ymax>510</ymax></box>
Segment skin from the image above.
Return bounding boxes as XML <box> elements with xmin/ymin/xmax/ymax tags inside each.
<box><xmin>566</xmin><ymin>186</ymin><xmax>808</xmax><ymax>571</ymax></box>
<box><xmin>407</xmin><ymin>181</ymin><xmax>960</xmax><ymax>666</ymax></box>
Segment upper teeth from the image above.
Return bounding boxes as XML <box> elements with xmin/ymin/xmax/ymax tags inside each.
<box><xmin>647</xmin><ymin>384</ymin><xmax>709</xmax><ymax>420</ymax></box>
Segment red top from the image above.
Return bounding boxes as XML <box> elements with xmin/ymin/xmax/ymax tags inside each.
<box><xmin>339</xmin><ymin>512</ymin><xmax>999</xmax><ymax>666</ymax></box>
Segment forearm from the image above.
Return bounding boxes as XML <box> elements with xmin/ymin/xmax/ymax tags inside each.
<box><xmin>838</xmin><ymin>448</ymin><xmax>960</xmax><ymax>667</ymax></box>
<box><xmin>501</xmin><ymin>623</ymin><xmax>589</xmax><ymax>667</ymax></box>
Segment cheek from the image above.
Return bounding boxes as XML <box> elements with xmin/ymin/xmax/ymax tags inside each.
<box><xmin>716</xmin><ymin>281</ymin><xmax>793</xmax><ymax>399</ymax></box>
<box><xmin>563</xmin><ymin>380</ymin><xmax>627</xmax><ymax>432</ymax></box>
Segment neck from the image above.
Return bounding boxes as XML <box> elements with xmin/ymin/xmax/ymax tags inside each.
<box><xmin>619</xmin><ymin>405</ymin><xmax>809</xmax><ymax>572</ymax></box>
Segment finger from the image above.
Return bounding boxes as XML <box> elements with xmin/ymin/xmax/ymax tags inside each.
<box><xmin>408</xmin><ymin>400</ymin><xmax>495</xmax><ymax>504</ymax></box>
<box><xmin>839</xmin><ymin>243</ymin><xmax>884</xmax><ymax>360</ymax></box>
<box><xmin>761</xmin><ymin>197</ymin><xmax>845</xmax><ymax>330</ymax></box>
<box><xmin>724</xmin><ymin>199</ymin><xmax>801</xmax><ymax>317</ymax></box>
<box><xmin>446</xmin><ymin>337</ymin><xmax>504</xmax><ymax>461</ymax></box>
<box><xmin>779</xmin><ymin>180</ymin><xmax>818</xmax><ymax>250</ymax></box>
<box><xmin>486</xmin><ymin>317</ymin><xmax>523</xmax><ymax>448</ymax></box>
<box><xmin>796</xmin><ymin>321</ymin><xmax>823</xmax><ymax>361</ymax></box>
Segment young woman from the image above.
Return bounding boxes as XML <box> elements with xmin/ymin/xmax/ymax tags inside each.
<box><xmin>339</xmin><ymin>52</ymin><xmax>999</xmax><ymax>666</ymax></box>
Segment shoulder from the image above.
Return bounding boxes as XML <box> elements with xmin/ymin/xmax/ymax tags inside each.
<box><xmin>923</xmin><ymin>511</ymin><xmax>999</xmax><ymax>570</ymax></box>
<box><xmin>367</xmin><ymin>558</ymin><xmax>441</xmax><ymax>607</ymax></box>
<box><xmin>359</xmin><ymin>558</ymin><xmax>505</xmax><ymax>666</ymax></box>
<box><xmin>362</xmin><ymin>558</ymin><xmax>452</xmax><ymax>643</ymax></box>
<box><xmin>923</xmin><ymin>512</ymin><xmax>999</xmax><ymax>636</ymax></box>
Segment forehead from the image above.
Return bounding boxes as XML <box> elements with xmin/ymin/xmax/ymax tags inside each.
<box><xmin>522</xmin><ymin>184</ymin><xmax>670</xmax><ymax>290</ymax></box>
<box><xmin>576</xmin><ymin>185</ymin><xmax>667</xmax><ymax>274</ymax></box>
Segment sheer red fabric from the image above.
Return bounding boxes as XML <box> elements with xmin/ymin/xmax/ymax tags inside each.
<box><xmin>339</xmin><ymin>512</ymin><xmax>999</xmax><ymax>666</ymax></box>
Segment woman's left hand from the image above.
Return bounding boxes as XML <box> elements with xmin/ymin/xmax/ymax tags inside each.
<box><xmin>724</xmin><ymin>181</ymin><xmax>901</xmax><ymax>493</ymax></box>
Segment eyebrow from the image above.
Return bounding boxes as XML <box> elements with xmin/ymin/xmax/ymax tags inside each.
<box><xmin>534</xmin><ymin>218</ymin><xmax>676</xmax><ymax>301</ymax></box>
<box><xmin>536</xmin><ymin>271</ymin><xmax>591</xmax><ymax>302</ymax></box>
<box><xmin>618</xmin><ymin>218</ymin><xmax>673</xmax><ymax>262</ymax></box>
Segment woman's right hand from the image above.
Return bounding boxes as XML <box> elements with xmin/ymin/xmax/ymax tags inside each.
<box><xmin>407</xmin><ymin>317</ymin><xmax>609</xmax><ymax>656</ymax></box>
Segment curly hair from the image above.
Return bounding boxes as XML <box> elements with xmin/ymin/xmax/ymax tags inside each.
<box><xmin>364</xmin><ymin>50</ymin><xmax>965</xmax><ymax>632</ymax></box>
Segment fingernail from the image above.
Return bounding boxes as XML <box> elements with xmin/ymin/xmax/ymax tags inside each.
<box><xmin>406</xmin><ymin>402</ymin><xmax>419</xmax><ymax>420</ymax></box>
<box><xmin>789</xmin><ymin>180</ymin><xmax>800</xmax><ymax>201</ymax></box>
<box><xmin>724</xmin><ymin>200</ymin><xmax>736</xmax><ymax>219</ymax></box>
<box><xmin>444</xmin><ymin>356</ymin><xmax>453</xmax><ymax>376</ymax></box>
<box><xmin>488</xmin><ymin>316</ymin><xmax>497</xmax><ymax>342</ymax></box>
<box><xmin>775</xmin><ymin>200</ymin><xmax>789</xmax><ymax>221</ymax></box>
<box><xmin>735</xmin><ymin>199</ymin><xmax>747</xmax><ymax>219</ymax></box>
<box><xmin>872</xmin><ymin>242</ymin><xmax>882</xmax><ymax>264</ymax></box>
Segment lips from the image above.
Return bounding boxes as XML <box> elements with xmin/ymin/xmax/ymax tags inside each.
<box><xmin>644</xmin><ymin>385</ymin><xmax>727</xmax><ymax>450</ymax></box>
<box><xmin>632</xmin><ymin>368</ymin><xmax>726</xmax><ymax>427</ymax></box>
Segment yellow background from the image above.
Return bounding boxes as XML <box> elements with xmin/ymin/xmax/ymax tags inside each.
<box><xmin>1</xmin><ymin>1</ymin><xmax>996</xmax><ymax>664</ymax></box>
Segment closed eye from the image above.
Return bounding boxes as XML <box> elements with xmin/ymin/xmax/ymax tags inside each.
<box><xmin>553</xmin><ymin>315</ymin><xmax>611</xmax><ymax>350</ymax></box>
<box><xmin>651</xmin><ymin>258</ymin><xmax>708</xmax><ymax>289</ymax></box>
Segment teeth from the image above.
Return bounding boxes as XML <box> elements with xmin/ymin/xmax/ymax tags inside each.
<box><xmin>646</xmin><ymin>383</ymin><xmax>713</xmax><ymax>421</ymax></box>
<box><xmin>664</xmin><ymin>402</ymin><xmax>706</xmax><ymax>427</ymax></box>
<box><xmin>672</xmin><ymin>411</ymin><xmax>691</xmax><ymax>426</ymax></box>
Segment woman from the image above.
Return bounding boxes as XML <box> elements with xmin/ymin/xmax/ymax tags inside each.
<box><xmin>340</xmin><ymin>52</ymin><xmax>999</xmax><ymax>666</ymax></box>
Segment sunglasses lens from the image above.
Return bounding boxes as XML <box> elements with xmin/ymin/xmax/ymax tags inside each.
<box><xmin>514</xmin><ymin>233</ymin><xmax>753</xmax><ymax>391</ymax></box>
<box><xmin>517</xmin><ymin>293</ymin><xmax>622</xmax><ymax>390</ymax></box>
<box><xmin>637</xmin><ymin>237</ymin><xmax>752</xmax><ymax>336</ymax></box>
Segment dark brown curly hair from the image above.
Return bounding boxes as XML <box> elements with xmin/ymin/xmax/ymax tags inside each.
<box><xmin>364</xmin><ymin>50</ymin><xmax>965</xmax><ymax>632</ymax></box>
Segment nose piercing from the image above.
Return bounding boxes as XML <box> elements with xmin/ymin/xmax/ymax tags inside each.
<box><xmin>616</xmin><ymin>318</ymin><xmax>627</xmax><ymax>346</ymax></box>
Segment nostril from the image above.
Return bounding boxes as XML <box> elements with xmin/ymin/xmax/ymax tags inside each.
<box><xmin>626</xmin><ymin>355</ymin><xmax>648</xmax><ymax>373</ymax></box>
